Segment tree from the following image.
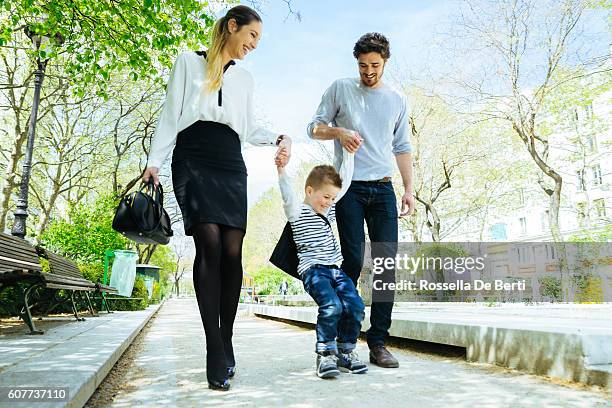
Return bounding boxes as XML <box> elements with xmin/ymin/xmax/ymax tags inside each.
<box><xmin>0</xmin><ymin>37</ymin><xmax>72</xmax><ymax>231</ymax></box>
<box><xmin>166</xmin><ymin>236</ymin><xmax>192</xmax><ymax>297</ymax></box>
<box><xmin>0</xmin><ymin>0</ymin><xmax>222</xmax><ymax>97</ymax></box>
<box><xmin>243</xmin><ymin>187</ymin><xmax>285</xmax><ymax>274</ymax></box>
<box><xmin>39</xmin><ymin>192</ymin><xmax>130</xmax><ymax>264</ymax></box>
<box><xmin>29</xmin><ymin>87</ymin><xmax>102</xmax><ymax>239</ymax></box>
<box><xmin>449</xmin><ymin>0</ymin><xmax>609</xmax><ymax>241</ymax></box>
<box><xmin>403</xmin><ymin>87</ymin><xmax>515</xmax><ymax>242</ymax></box>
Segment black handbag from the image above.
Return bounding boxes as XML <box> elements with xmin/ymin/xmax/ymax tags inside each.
<box><xmin>270</xmin><ymin>214</ymin><xmax>332</xmax><ymax>281</ymax></box>
<box><xmin>270</xmin><ymin>222</ymin><xmax>301</xmax><ymax>280</ymax></box>
<box><xmin>112</xmin><ymin>180</ymin><xmax>173</xmax><ymax>245</ymax></box>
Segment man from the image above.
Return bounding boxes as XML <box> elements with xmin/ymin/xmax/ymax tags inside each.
<box><xmin>307</xmin><ymin>32</ymin><xmax>414</xmax><ymax>368</ymax></box>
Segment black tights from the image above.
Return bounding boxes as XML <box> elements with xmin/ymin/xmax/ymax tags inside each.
<box><xmin>192</xmin><ymin>223</ymin><xmax>244</xmax><ymax>383</ymax></box>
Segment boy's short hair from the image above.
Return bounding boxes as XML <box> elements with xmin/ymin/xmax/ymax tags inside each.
<box><xmin>353</xmin><ymin>32</ymin><xmax>391</xmax><ymax>60</ymax></box>
<box><xmin>305</xmin><ymin>165</ymin><xmax>342</xmax><ymax>190</ymax></box>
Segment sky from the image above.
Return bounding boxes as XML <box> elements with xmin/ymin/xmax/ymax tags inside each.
<box><xmin>210</xmin><ymin>0</ymin><xmax>609</xmax><ymax>208</ymax></box>
<box><xmin>234</xmin><ymin>0</ymin><xmax>459</xmax><ymax>206</ymax></box>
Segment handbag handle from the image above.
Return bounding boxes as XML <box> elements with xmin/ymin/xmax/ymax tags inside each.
<box><xmin>140</xmin><ymin>179</ymin><xmax>164</xmax><ymax>209</ymax></box>
<box><xmin>133</xmin><ymin>179</ymin><xmax>166</xmax><ymax>234</ymax></box>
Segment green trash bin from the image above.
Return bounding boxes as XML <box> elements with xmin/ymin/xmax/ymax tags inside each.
<box><xmin>143</xmin><ymin>275</ymin><xmax>154</xmax><ymax>299</ymax></box>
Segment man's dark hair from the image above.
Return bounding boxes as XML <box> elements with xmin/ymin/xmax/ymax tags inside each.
<box><xmin>353</xmin><ymin>32</ymin><xmax>391</xmax><ymax>59</ymax></box>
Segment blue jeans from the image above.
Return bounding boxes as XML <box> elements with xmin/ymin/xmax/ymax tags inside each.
<box><xmin>302</xmin><ymin>265</ymin><xmax>365</xmax><ymax>355</ymax></box>
<box><xmin>336</xmin><ymin>181</ymin><xmax>398</xmax><ymax>348</ymax></box>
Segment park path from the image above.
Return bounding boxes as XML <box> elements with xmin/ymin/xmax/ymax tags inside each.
<box><xmin>86</xmin><ymin>298</ymin><xmax>611</xmax><ymax>408</ymax></box>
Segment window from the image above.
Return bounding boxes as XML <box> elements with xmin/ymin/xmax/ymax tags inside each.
<box><xmin>489</xmin><ymin>223</ymin><xmax>507</xmax><ymax>241</ymax></box>
<box><xmin>517</xmin><ymin>246</ymin><xmax>534</xmax><ymax>263</ymax></box>
<box><xmin>592</xmin><ymin>164</ymin><xmax>602</xmax><ymax>187</ymax></box>
<box><xmin>541</xmin><ymin>210</ymin><xmax>549</xmax><ymax>231</ymax></box>
<box><xmin>576</xmin><ymin>169</ymin><xmax>586</xmax><ymax>191</ymax></box>
<box><xmin>519</xmin><ymin>217</ymin><xmax>527</xmax><ymax>235</ymax></box>
<box><xmin>545</xmin><ymin>244</ymin><xmax>557</xmax><ymax>260</ymax></box>
<box><xmin>594</xmin><ymin>198</ymin><xmax>606</xmax><ymax>218</ymax></box>
<box><xmin>518</xmin><ymin>188</ymin><xmax>525</xmax><ymax>205</ymax></box>
<box><xmin>585</xmin><ymin>134</ymin><xmax>597</xmax><ymax>153</ymax></box>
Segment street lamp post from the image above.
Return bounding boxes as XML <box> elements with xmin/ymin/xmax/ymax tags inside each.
<box><xmin>11</xmin><ymin>27</ymin><xmax>62</xmax><ymax>239</ymax></box>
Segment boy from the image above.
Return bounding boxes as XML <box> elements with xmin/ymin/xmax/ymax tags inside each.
<box><xmin>275</xmin><ymin>146</ymin><xmax>367</xmax><ymax>379</ymax></box>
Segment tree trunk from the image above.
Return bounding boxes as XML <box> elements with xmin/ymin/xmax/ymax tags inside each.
<box><xmin>137</xmin><ymin>244</ymin><xmax>158</xmax><ymax>263</ymax></box>
<box><xmin>34</xmin><ymin>187</ymin><xmax>60</xmax><ymax>240</ymax></box>
<box><xmin>429</xmin><ymin>205</ymin><xmax>441</xmax><ymax>242</ymax></box>
<box><xmin>0</xmin><ymin>128</ymin><xmax>27</xmax><ymax>231</ymax></box>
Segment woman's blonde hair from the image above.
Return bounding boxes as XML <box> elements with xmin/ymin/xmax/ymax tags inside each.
<box><xmin>205</xmin><ymin>5</ymin><xmax>262</xmax><ymax>93</ymax></box>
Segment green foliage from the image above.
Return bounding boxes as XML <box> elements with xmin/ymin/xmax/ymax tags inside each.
<box><xmin>573</xmin><ymin>273</ymin><xmax>604</xmax><ymax>303</ymax></box>
<box><xmin>145</xmin><ymin>244</ymin><xmax>175</xmax><ymax>302</ymax></box>
<box><xmin>539</xmin><ymin>276</ymin><xmax>562</xmax><ymax>301</ymax></box>
<box><xmin>147</xmin><ymin>244</ymin><xmax>175</xmax><ymax>285</ymax></box>
<box><xmin>568</xmin><ymin>225</ymin><xmax>612</xmax><ymax>242</ymax></box>
<box><xmin>132</xmin><ymin>275</ymin><xmax>149</xmax><ymax>304</ymax></box>
<box><xmin>108</xmin><ymin>275</ymin><xmax>149</xmax><ymax>311</ymax></box>
<box><xmin>79</xmin><ymin>262</ymin><xmax>104</xmax><ymax>284</ymax></box>
<box><xmin>39</xmin><ymin>257</ymin><xmax>50</xmax><ymax>273</ymax></box>
<box><xmin>244</xmin><ymin>187</ymin><xmax>286</xmax><ymax>273</ymax></box>
<box><xmin>151</xmin><ymin>281</ymin><xmax>161</xmax><ymax>304</ymax></box>
<box><xmin>252</xmin><ymin>265</ymin><xmax>293</xmax><ymax>296</ymax></box>
<box><xmin>40</xmin><ymin>192</ymin><xmax>130</xmax><ymax>264</ymax></box>
<box><xmin>0</xmin><ymin>285</ymin><xmax>19</xmax><ymax>317</ymax></box>
<box><xmin>0</xmin><ymin>0</ymin><xmax>228</xmax><ymax>97</ymax></box>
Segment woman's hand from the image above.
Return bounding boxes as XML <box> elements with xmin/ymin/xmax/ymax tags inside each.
<box><xmin>142</xmin><ymin>167</ymin><xmax>159</xmax><ymax>186</ymax></box>
<box><xmin>275</xmin><ymin>136</ymin><xmax>292</xmax><ymax>168</ymax></box>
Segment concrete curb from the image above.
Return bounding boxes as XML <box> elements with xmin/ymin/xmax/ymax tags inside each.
<box><xmin>248</xmin><ymin>304</ymin><xmax>611</xmax><ymax>389</ymax></box>
<box><xmin>0</xmin><ymin>300</ymin><xmax>164</xmax><ymax>408</ymax></box>
<box><xmin>70</xmin><ymin>301</ymin><xmax>164</xmax><ymax>408</ymax></box>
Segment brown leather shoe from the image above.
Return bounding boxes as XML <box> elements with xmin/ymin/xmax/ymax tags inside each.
<box><xmin>369</xmin><ymin>345</ymin><xmax>399</xmax><ymax>368</ymax></box>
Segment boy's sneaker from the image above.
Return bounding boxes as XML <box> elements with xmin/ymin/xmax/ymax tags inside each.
<box><xmin>338</xmin><ymin>350</ymin><xmax>368</xmax><ymax>374</ymax></box>
<box><xmin>316</xmin><ymin>353</ymin><xmax>340</xmax><ymax>378</ymax></box>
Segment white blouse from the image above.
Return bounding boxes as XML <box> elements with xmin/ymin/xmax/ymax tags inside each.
<box><xmin>147</xmin><ymin>51</ymin><xmax>280</xmax><ymax>169</ymax></box>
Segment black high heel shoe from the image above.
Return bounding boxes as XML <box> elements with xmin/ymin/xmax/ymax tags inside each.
<box><xmin>208</xmin><ymin>378</ymin><xmax>230</xmax><ymax>391</ymax></box>
<box><xmin>227</xmin><ymin>366</ymin><xmax>236</xmax><ymax>378</ymax></box>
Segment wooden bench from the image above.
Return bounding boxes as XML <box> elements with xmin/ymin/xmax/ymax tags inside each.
<box><xmin>37</xmin><ymin>248</ymin><xmax>128</xmax><ymax>315</ymax></box>
<box><xmin>0</xmin><ymin>232</ymin><xmax>109</xmax><ymax>334</ymax></box>
<box><xmin>0</xmin><ymin>233</ymin><xmax>47</xmax><ymax>334</ymax></box>
<box><xmin>36</xmin><ymin>248</ymin><xmax>99</xmax><ymax>318</ymax></box>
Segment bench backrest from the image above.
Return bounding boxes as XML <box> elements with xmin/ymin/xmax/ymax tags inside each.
<box><xmin>0</xmin><ymin>232</ymin><xmax>42</xmax><ymax>273</ymax></box>
<box><xmin>37</xmin><ymin>248</ymin><xmax>85</xmax><ymax>280</ymax></box>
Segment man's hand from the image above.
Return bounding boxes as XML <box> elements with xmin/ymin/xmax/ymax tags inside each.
<box><xmin>338</xmin><ymin>128</ymin><xmax>363</xmax><ymax>153</ymax></box>
<box><xmin>400</xmin><ymin>190</ymin><xmax>415</xmax><ymax>217</ymax></box>
<box><xmin>275</xmin><ymin>136</ymin><xmax>292</xmax><ymax>168</ymax></box>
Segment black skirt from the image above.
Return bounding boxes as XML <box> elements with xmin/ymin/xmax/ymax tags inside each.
<box><xmin>171</xmin><ymin>121</ymin><xmax>247</xmax><ymax>235</ymax></box>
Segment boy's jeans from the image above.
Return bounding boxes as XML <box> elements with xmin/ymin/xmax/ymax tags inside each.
<box><xmin>302</xmin><ymin>265</ymin><xmax>365</xmax><ymax>354</ymax></box>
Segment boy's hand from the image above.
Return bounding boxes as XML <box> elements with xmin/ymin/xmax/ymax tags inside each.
<box><xmin>275</xmin><ymin>136</ymin><xmax>292</xmax><ymax>168</ymax></box>
<box><xmin>275</xmin><ymin>147</ymin><xmax>289</xmax><ymax>169</ymax></box>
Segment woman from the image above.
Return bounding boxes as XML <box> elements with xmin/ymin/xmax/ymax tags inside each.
<box><xmin>142</xmin><ymin>5</ymin><xmax>291</xmax><ymax>391</ymax></box>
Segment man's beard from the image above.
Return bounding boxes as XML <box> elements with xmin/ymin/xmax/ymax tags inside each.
<box><xmin>361</xmin><ymin>68</ymin><xmax>384</xmax><ymax>87</ymax></box>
